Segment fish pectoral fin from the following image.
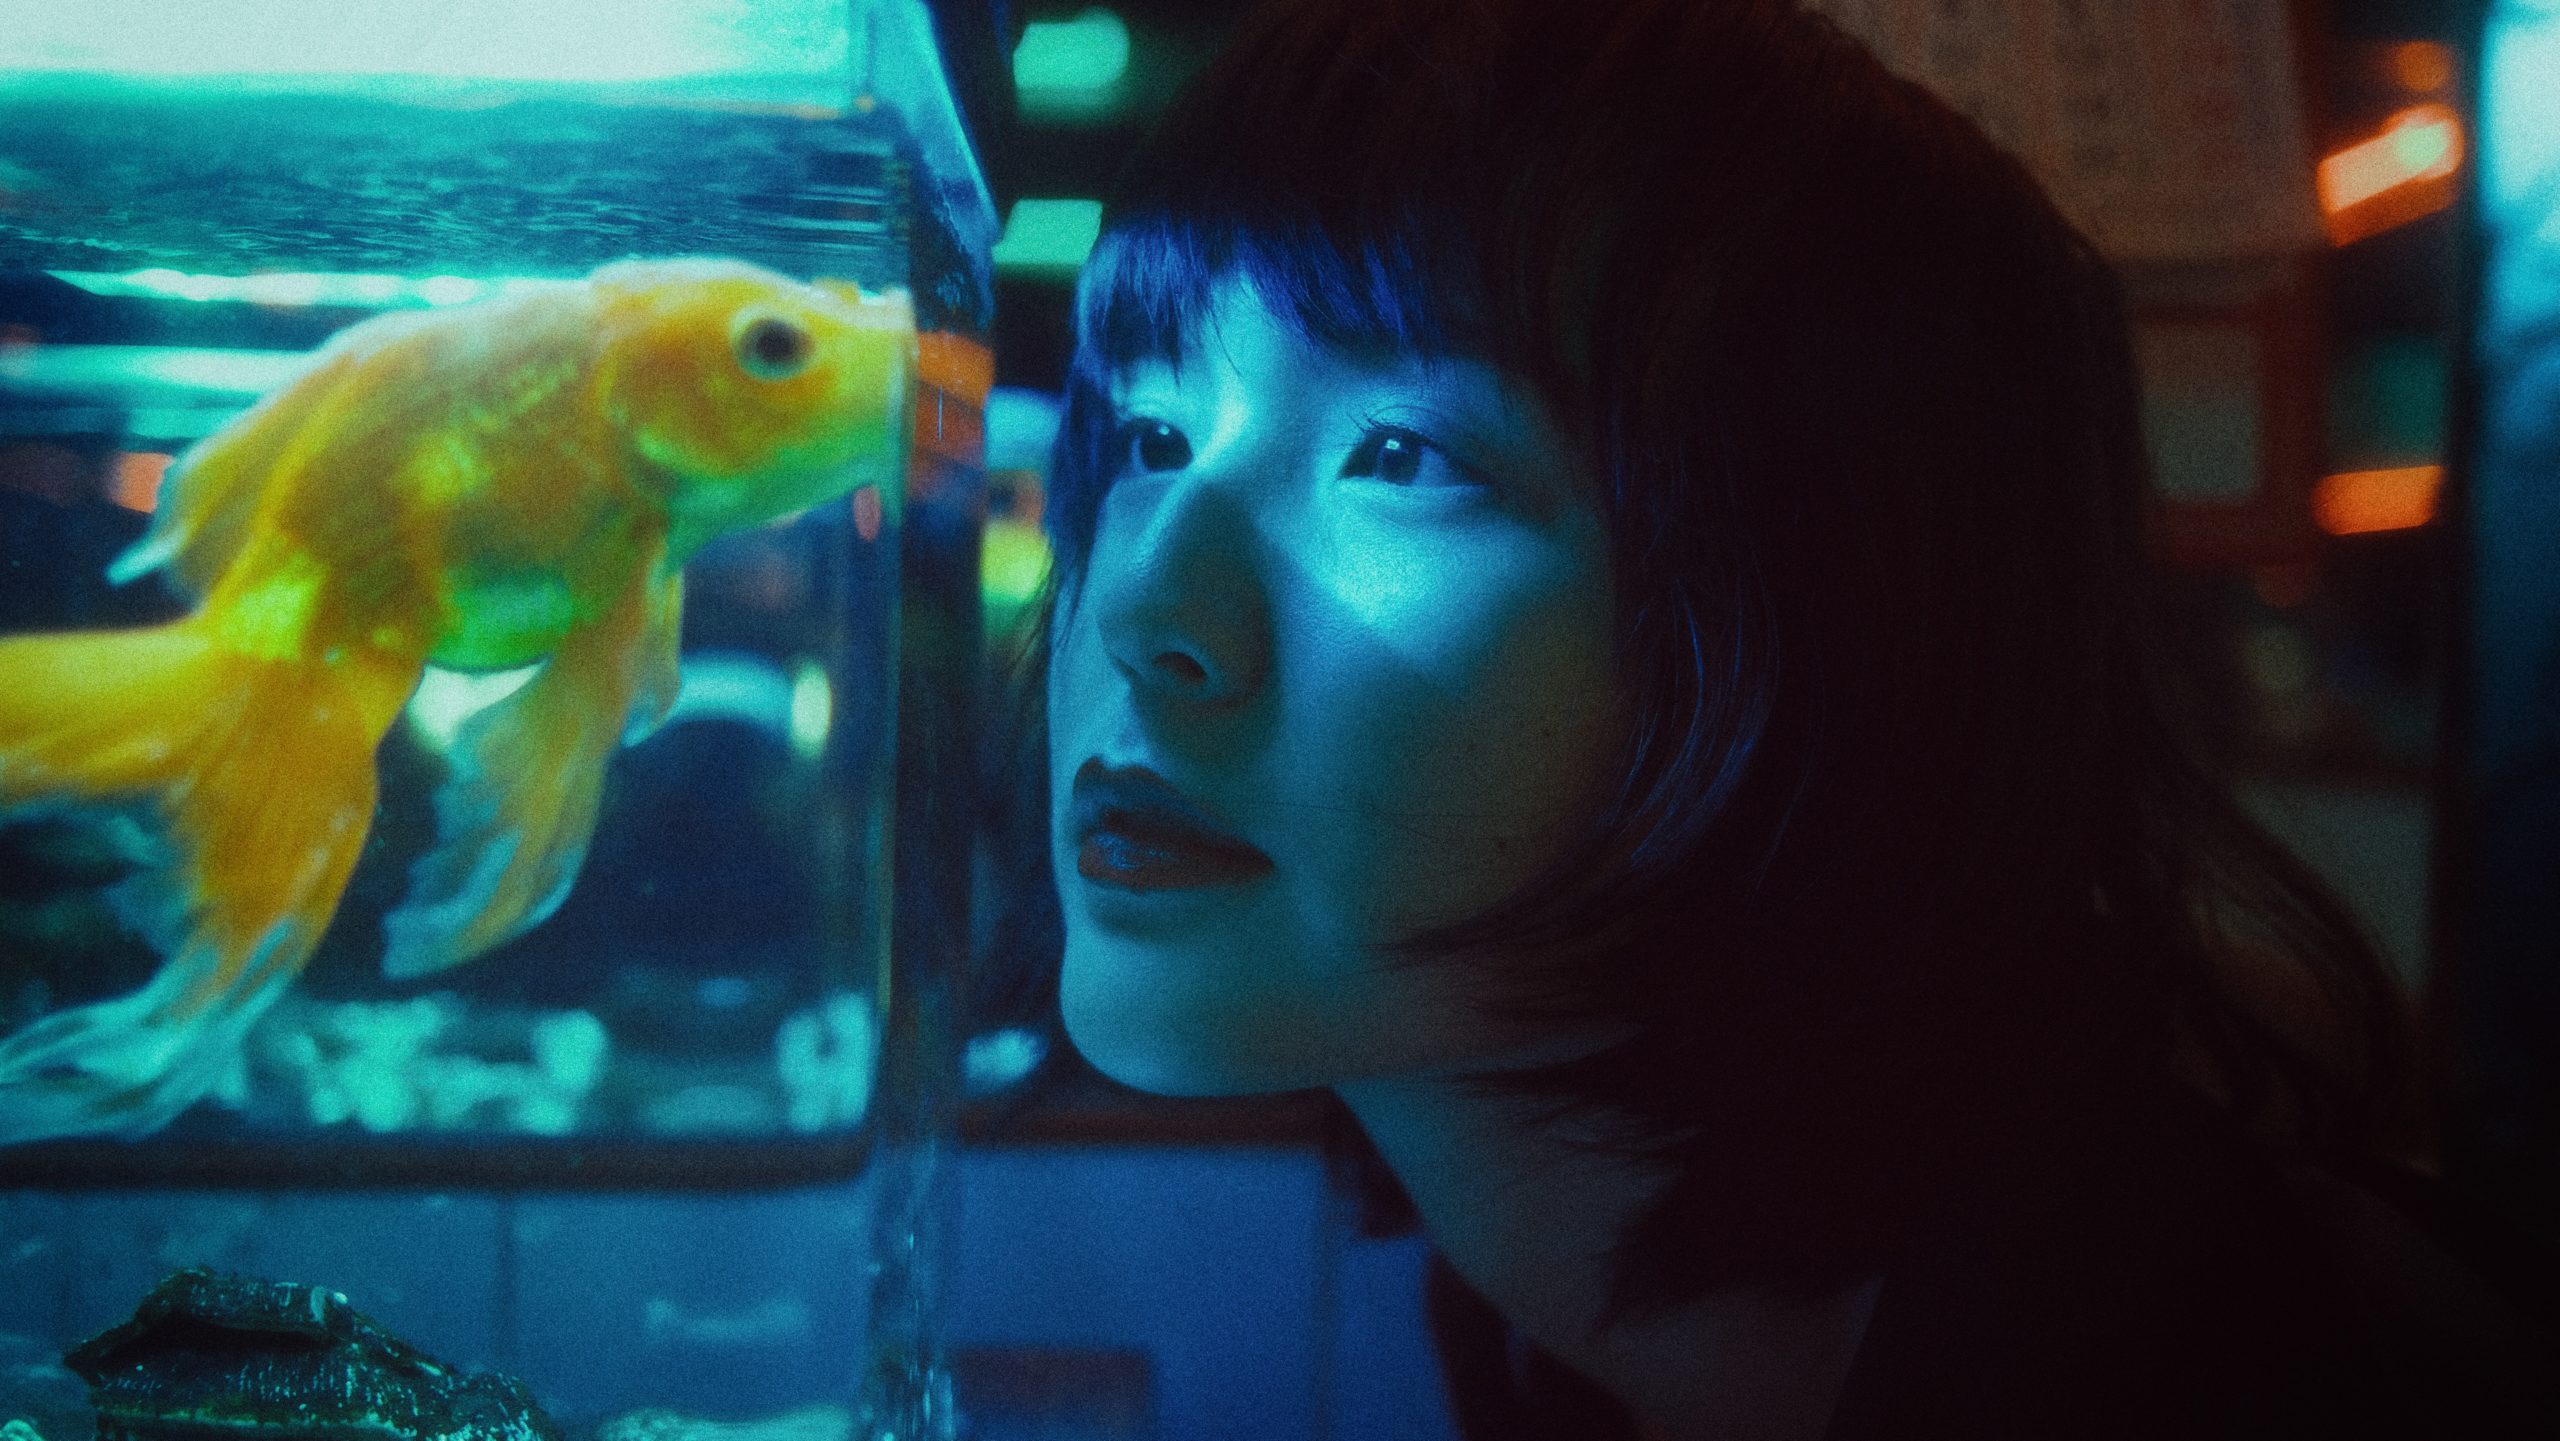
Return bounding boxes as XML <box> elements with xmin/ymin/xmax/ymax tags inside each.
<box><xmin>383</xmin><ymin>551</ymin><xmax>665</xmax><ymax>978</ymax></box>
<box><xmin>382</xmin><ymin>661</ymin><xmax>611</xmax><ymax>979</ymax></box>
<box><xmin>622</xmin><ymin>569</ymin><xmax>685</xmax><ymax>745</ymax></box>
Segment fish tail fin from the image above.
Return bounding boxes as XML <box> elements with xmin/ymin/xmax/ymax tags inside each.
<box><xmin>0</xmin><ymin>945</ymin><xmax>295</xmax><ymax>1144</ymax></box>
<box><xmin>0</xmin><ymin>621</ymin><xmax>227</xmax><ymax>803</ymax></box>
<box><xmin>0</xmin><ymin>618</ymin><xmax>416</xmax><ymax>1143</ymax></box>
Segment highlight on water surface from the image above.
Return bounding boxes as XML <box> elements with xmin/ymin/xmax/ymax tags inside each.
<box><xmin>51</xmin><ymin>268</ymin><xmax>565</xmax><ymax>310</ymax></box>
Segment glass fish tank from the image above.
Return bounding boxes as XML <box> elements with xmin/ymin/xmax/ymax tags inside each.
<box><xmin>0</xmin><ymin>1</ymin><xmax>996</xmax><ymax>1437</ymax></box>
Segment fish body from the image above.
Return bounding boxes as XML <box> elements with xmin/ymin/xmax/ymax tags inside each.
<box><xmin>0</xmin><ymin>257</ymin><xmax>913</xmax><ymax>1143</ymax></box>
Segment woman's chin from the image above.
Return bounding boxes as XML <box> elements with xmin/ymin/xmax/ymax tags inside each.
<box><xmin>1058</xmin><ymin>964</ymin><xmax>1316</xmax><ymax>1098</ymax></box>
<box><xmin>1068</xmin><ymin>1046</ymin><xmax>1277</xmax><ymax>1099</ymax></box>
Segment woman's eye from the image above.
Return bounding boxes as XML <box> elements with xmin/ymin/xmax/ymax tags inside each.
<box><xmin>1343</xmin><ymin>424</ymin><xmax>1476</xmax><ymax>490</ymax></box>
<box><xmin>1119</xmin><ymin>420</ymin><xmax>1192</xmax><ymax>475</ymax></box>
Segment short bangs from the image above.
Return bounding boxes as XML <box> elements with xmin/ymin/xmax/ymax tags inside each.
<box><xmin>1073</xmin><ymin>213</ymin><xmax>1490</xmax><ymax>377</ymax></box>
<box><xmin>1044</xmin><ymin>207</ymin><xmax>1499</xmax><ymax>586</ymax></box>
<box><xmin>1037</xmin><ymin>0</ymin><xmax>1566</xmax><ymax>584</ymax></box>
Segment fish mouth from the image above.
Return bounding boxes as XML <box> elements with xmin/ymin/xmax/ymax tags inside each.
<box><xmin>1068</xmin><ymin>760</ymin><xmax>1272</xmax><ymax>893</ymax></box>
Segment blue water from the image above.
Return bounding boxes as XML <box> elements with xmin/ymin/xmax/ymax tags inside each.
<box><xmin>0</xmin><ymin>81</ymin><xmax>910</xmax><ymax>284</ymax></box>
<box><xmin>0</xmin><ymin>80</ymin><xmax>918</xmax><ymax>1160</ymax></box>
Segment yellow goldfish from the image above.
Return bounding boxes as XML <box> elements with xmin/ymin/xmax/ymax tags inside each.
<box><xmin>0</xmin><ymin>257</ymin><xmax>913</xmax><ymax>1144</ymax></box>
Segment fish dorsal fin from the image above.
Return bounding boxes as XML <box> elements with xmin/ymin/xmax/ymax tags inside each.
<box><xmin>108</xmin><ymin>329</ymin><xmax>396</xmax><ymax>597</ymax></box>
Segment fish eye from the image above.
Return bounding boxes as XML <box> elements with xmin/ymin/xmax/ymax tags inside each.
<box><xmin>734</xmin><ymin>312</ymin><xmax>814</xmax><ymax>381</ymax></box>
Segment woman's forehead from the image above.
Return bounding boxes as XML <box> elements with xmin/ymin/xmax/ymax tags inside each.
<box><xmin>1082</xmin><ymin>216</ymin><xmax>1496</xmax><ymax>370</ymax></box>
<box><xmin>1103</xmin><ymin>279</ymin><xmax>1502</xmax><ymax>397</ymax></box>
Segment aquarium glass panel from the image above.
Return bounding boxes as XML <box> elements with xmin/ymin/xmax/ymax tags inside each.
<box><xmin>0</xmin><ymin>0</ymin><xmax>990</xmax><ymax>1171</ymax></box>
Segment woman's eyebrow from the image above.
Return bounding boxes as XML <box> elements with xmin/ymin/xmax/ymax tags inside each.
<box><xmin>1106</xmin><ymin>361</ymin><xmax>1184</xmax><ymax>407</ymax></box>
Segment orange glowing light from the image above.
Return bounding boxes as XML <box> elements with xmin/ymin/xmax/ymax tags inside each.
<box><xmin>911</xmin><ymin>331</ymin><xmax>995</xmax><ymax>467</ymax></box>
<box><xmin>110</xmin><ymin>451</ymin><xmax>173</xmax><ymax>512</ymax></box>
<box><xmin>2313</xmin><ymin>465</ymin><xmax>2441</xmax><ymax>536</ymax></box>
<box><xmin>2387</xmin><ymin>41</ymin><xmax>2455</xmax><ymax>93</ymax></box>
<box><xmin>2319</xmin><ymin>103</ymin><xmax>2463</xmax><ymax>244</ymax></box>
<box><xmin>918</xmin><ymin>331</ymin><xmax>995</xmax><ymax>408</ymax></box>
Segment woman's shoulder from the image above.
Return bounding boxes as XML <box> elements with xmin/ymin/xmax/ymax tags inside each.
<box><xmin>1828</xmin><ymin>1089</ymin><xmax>2560</xmax><ymax>1438</ymax></box>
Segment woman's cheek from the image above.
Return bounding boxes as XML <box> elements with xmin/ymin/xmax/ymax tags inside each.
<box><xmin>1326</xmin><ymin>605</ymin><xmax>1619</xmax><ymax>935</ymax></box>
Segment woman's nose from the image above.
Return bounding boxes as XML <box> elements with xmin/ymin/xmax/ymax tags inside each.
<box><xmin>1087</xmin><ymin>473</ymin><xmax>1270</xmax><ymax>711</ymax></box>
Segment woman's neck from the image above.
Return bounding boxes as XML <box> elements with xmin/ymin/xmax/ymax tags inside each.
<box><xmin>1335</xmin><ymin>1073</ymin><xmax>1880</xmax><ymax>1441</ymax></box>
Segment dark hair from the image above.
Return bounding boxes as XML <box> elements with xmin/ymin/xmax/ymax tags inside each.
<box><xmin>1033</xmin><ymin>0</ymin><xmax>2414</xmax><ymax>1312</ymax></box>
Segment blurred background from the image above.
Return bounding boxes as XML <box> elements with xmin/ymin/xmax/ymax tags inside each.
<box><xmin>971</xmin><ymin>0</ymin><xmax>2545</xmax><ymax>1152</ymax></box>
<box><xmin>957</xmin><ymin>0</ymin><xmax>2560</xmax><ymax>1431</ymax></box>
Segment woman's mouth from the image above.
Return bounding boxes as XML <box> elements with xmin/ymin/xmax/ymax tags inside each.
<box><xmin>1068</xmin><ymin>761</ymin><xmax>1274</xmax><ymax>893</ymax></box>
<box><xmin>1077</xmin><ymin>816</ymin><xmax>1274</xmax><ymax>892</ymax></box>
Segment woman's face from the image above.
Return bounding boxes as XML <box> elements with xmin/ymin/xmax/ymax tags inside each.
<box><xmin>1048</xmin><ymin>281</ymin><xmax>1623</xmax><ymax>1096</ymax></box>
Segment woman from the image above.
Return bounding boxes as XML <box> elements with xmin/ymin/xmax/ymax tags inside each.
<box><xmin>1026</xmin><ymin>0</ymin><xmax>2558</xmax><ymax>1434</ymax></box>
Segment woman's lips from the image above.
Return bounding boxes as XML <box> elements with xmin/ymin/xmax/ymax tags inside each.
<box><xmin>1067</xmin><ymin>760</ymin><xmax>1271</xmax><ymax>893</ymax></box>
<box><xmin>1077</xmin><ymin>817</ymin><xmax>1275</xmax><ymax>892</ymax></box>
